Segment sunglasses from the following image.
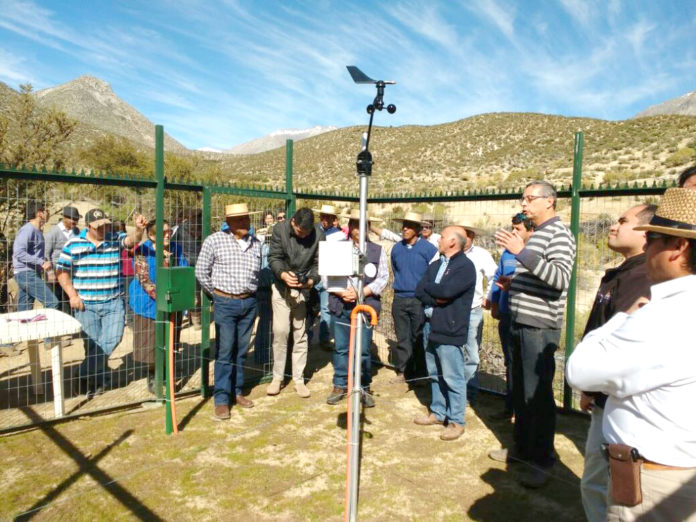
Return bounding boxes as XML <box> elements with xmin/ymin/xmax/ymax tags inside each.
<box><xmin>277</xmin><ymin>215</ymin><xmax>286</xmax><ymax>221</ymax></box>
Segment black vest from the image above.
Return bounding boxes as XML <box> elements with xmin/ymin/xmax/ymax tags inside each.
<box><xmin>328</xmin><ymin>240</ymin><xmax>383</xmax><ymax>317</ymax></box>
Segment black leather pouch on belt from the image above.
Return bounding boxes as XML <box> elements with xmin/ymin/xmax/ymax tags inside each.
<box><xmin>603</xmin><ymin>443</ymin><xmax>643</xmax><ymax>506</ymax></box>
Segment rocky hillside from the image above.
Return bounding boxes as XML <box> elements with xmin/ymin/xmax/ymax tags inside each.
<box><xmin>225</xmin><ymin>125</ymin><xmax>337</xmax><ymax>154</ymax></box>
<box><xmin>34</xmin><ymin>76</ymin><xmax>185</xmax><ymax>152</ymax></box>
<box><xmin>635</xmin><ymin>91</ymin><xmax>696</xmax><ymax>117</ymax></box>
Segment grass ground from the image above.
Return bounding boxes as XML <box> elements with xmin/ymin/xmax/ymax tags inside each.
<box><xmin>0</xmin><ymin>346</ymin><xmax>588</xmax><ymax>521</ymax></box>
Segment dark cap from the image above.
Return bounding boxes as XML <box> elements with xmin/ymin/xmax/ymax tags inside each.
<box><xmin>62</xmin><ymin>206</ymin><xmax>81</xmax><ymax>221</ymax></box>
<box><xmin>84</xmin><ymin>208</ymin><xmax>111</xmax><ymax>228</ymax></box>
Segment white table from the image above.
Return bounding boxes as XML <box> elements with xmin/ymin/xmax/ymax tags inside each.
<box><xmin>1</xmin><ymin>309</ymin><xmax>82</xmax><ymax>418</ymax></box>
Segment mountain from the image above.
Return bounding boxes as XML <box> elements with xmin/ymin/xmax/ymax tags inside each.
<box><xmin>224</xmin><ymin>125</ymin><xmax>337</xmax><ymax>155</ymax></box>
<box><xmin>634</xmin><ymin>91</ymin><xmax>696</xmax><ymax>118</ymax></box>
<box><xmin>34</xmin><ymin>76</ymin><xmax>186</xmax><ymax>152</ymax></box>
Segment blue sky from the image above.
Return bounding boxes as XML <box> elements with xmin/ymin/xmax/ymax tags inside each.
<box><xmin>0</xmin><ymin>0</ymin><xmax>694</xmax><ymax>150</ymax></box>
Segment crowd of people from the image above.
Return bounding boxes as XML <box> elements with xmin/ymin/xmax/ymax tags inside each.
<box><xmin>3</xmin><ymin>164</ymin><xmax>696</xmax><ymax>520</ymax></box>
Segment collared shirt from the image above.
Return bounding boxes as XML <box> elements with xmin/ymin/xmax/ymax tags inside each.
<box><xmin>424</xmin><ymin>255</ymin><xmax>449</xmax><ymax>318</ymax></box>
<box><xmin>56</xmin><ymin>229</ymin><xmax>127</xmax><ymax>302</ymax></box>
<box><xmin>195</xmin><ymin>230</ymin><xmax>261</xmax><ymax>296</ymax></box>
<box><xmin>464</xmin><ymin>244</ymin><xmax>497</xmax><ymax>308</ymax></box>
<box><xmin>566</xmin><ymin>274</ymin><xmax>696</xmax><ymax>467</ymax></box>
<box><xmin>57</xmin><ymin>221</ymin><xmax>77</xmax><ymax>241</ymax></box>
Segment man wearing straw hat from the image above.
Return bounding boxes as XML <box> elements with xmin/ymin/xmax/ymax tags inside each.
<box><xmin>310</xmin><ymin>204</ymin><xmax>344</xmax><ymax>351</ymax></box>
<box><xmin>567</xmin><ymin>188</ymin><xmax>696</xmax><ymax>520</ymax></box>
<box><xmin>380</xmin><ymin>211</ymin><xmax>438</xmax><ymax>384</ymax></box>
<box><xmin>325</xmin><ymin>209</ymin><xmax>388</xmax><ymax>407</ymax></box>
<box><xmin>267</xmin><ymin>207</ymin><xmax>324</xmax><ymax>398</ymax></box>
<box><xmin>420</xmin><ymin>215</ymin><xmax>441</xmax><ymax>247</ymax></box>
<box><xmin>196</xmin><ymin>203</ymin><xmax>262</xmax><ymax>420</ymax></box>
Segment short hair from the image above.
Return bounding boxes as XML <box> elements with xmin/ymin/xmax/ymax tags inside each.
<box><xmin>511</xmin><ymin>212</ymin><xmax>534</xmax><ymax>231</ymax></box>
<box><xmin>636</xmin><ymin>203</ymin><xmax>657</xmax><ymax>225</ymax></box>
<box><xmin>525</xmin><ymin>180</ymin><xmax>557</xmax><ymax>209</ymax></box>
<box><xmin>688</xmin><ymin>238</ymin><xmax>696</xmax><ymax>274</ymax></box>
<box><xmin>678</xmin><ymin>165</ymin><xmax>696</xmax><ymax>187</ymax></box>
<box><xmin>292</xmin><ymin>207</ymin><xmax>314</xmax><ymax>231</ymax></box>
<box><xmin>263</xmin><ymin>210</ymin><xmax>274</xmax><ymax>219</ymax></box>
<box><xmin>25</xmin><ymin>201</ymin><xmax>45</xmax><ymax>221</ymax></box>
<box><xmin>146</xmin><ymin>219</ymin><xmax>169</xmax><ymax>236</ymax></box>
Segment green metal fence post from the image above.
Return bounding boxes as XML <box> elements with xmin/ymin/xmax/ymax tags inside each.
<box><xmin>154</xmin><ymin>125</ymin><xmax>166</xmax><ymax>405</ymax></box>
<box><xmin>200</xmin><ymin>186</ymin><xmax>212</xmax><ymax>398</ymax></box>
<box><xmin>563</xmin><ymin>131</ymin><xmax>583</xmax><ymax>411</ymax></box>
<box><xmin>285</xmin><ymin>139</ymin><xmax>295</xmax><ymax>216</ymax></box>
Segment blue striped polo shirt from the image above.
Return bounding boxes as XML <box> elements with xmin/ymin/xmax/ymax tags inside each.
<box><xmin>56</xmin><ymin>229</ymin><xmax>127</xmax><ymax>302</ymax></box>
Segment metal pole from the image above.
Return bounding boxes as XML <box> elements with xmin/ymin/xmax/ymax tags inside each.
<box><xmin>200</xmin><ymin>186</ymin><xmax>212</xmax><ymax>398</ymax></box>
<box><xmin>154</xmin><ymin>125</ymin><xmax>165</xmax><ymax>402</ymax></box>
<box><xmin>563</xmin><ymin>131</ymin><xmax>583</xmax><ymax>411</ymax></box>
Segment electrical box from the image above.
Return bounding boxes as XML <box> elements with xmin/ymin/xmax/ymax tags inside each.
<box><xmin>156</xmin><ymin>266</ymin><xmax>196</xmax><ymax>313</ymax></box>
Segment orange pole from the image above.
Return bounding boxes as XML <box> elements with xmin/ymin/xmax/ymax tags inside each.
<box><xmin>344</xmin><ymin>304</ymin><xmax>377</xmax><ymax>521</ymax></box>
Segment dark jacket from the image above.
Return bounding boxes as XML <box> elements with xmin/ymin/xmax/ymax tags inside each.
<box><xmin>415</xmin><ymin>250</ymin><xmax>476</xmax><ymax>346</ymax></box>
<box><xmin>269</xmin><ymin>220</ymin><xmax>324</xmax><ymax>292</ymax></box>
<box><xmin>582</xmin><ymin>253</ymin><xmax>651</xmax><ymax>408</ymax></box>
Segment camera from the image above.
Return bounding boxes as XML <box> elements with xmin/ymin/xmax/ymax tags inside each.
<box><xmin>296</xmin><ymin>272</ymin><xmax>309</xmax><ymax>285</ymax></box>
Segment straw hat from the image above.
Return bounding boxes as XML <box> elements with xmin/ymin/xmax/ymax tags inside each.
<box><xmin>634</xmin><ymin>188</ymin><xmax>696</xmax><ymax>239</ymax></box>
<box><xmin>392</xmin><ymin>211</ymin><xmax>423</xmax><ymax>225</ymax></box>
<box><xmin>342</xmin><ymin>208</ymin><xmax>382</xmax><ymax>223</ymax></box>
<box><xmin>312</xmin><ymin>204</ymin><xmax>338</xmax><ymax>216</ymax></box>
<box><xmin>224</xmin><ymin>203</ymin><xmax>260</xmax><ymax>217</ymax></box>
<box><xmin>452</xmin><ymin>220</ymin><xmax>484</xmax><ymax>236</ymax></box>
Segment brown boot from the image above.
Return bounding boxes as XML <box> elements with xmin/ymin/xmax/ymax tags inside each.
<box><xmin>413</xmin><ymin>412</ymin><xmax>444</xmax><ymax>426</ymax></box>
<box><xmin>212</xmin><ymin>404</ymin><xmax>230</xmax><ymax>421</ymax></box>
<box><xmin>440</xmin><ymin>423</ymin><xmax>465</xmax><ymax>441</ymax></box>
<box><xmin>235</xmin><ymin>394</ymin><xmax>254</xmax><ymax>408</ymax></box>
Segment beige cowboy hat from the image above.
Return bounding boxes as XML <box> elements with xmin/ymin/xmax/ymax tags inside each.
<box><xmin>342</xmin><ymin>208</ymin><xmax>383</xmax><ymax>223</ymax></box>
<box><xmin>453</xmin><ymin>220</ymin><xmax>484</xmax><ymax>236</ymax></box>
<box><xmin>312</xmin><ymin>204</ymin><xmax>339</xmax><ymax>216</ymax></box>
<box><xmin>392</xmin><ymin>211</ymin><xmax>423</xmax><ymax>225</ymax></box>
<box><xmin>224</xmin><ymin>203</ymin><xmax>260</xmax><ymax>218</ymax></box>
<box><xmin>634</xmin><ymin>188</ymin><xmax>696</xmax><ymax>239</ymax></box>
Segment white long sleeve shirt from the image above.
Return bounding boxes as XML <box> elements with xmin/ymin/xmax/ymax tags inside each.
<box><xmin>566</xmin><ymin>274</ymin><xmax>696</xmax><ymax>467</ymax></box>
<box><xmin>464</xmin><ymin>244</ymin><xmax>497</xmax><ymax>309</ymax></box>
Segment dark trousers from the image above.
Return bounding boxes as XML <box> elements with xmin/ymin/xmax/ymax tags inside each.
<box><xmin>511</xmin><ymin>322</ymin><xmax>560</xmax><ymax>468</ymax></box>
<box><xmin>498</xmin><ymin>313</ymin><xmax>514</xmax><ymax>412</ymax></box>
<box><xmin>391</xmin><ymin>295</ymin><xmax>426</xmax><ymax>376</ymax></box>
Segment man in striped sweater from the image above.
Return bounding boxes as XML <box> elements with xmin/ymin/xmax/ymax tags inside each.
<box><xmin>488</xmin><ymin>180</ymin><xmax>576</xmax><ymax>489</ymax></box>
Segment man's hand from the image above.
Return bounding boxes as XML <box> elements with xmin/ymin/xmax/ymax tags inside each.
<box><xmin>482</xmin><ymin>297</ymin><xmax>491</xmax><ymax>310</ymax></box>
<box><xmin>626</xmin><ymin>296</ymin><xmax>649</xmax><ymax>315</ymax></box>
<box><xmin>341</xmin><ymin>287</ymin><xmax>358</xmax><ymax>303</ymax></box>
<box><xmin>69</xmin><ymin>294</ymin><xmax>84</xmax><ymax>311</ymax></box>
<box><xmin>281</xmin><ymin>271</ymin><xmax>301</xmax><ymax>288</ymax></box>
<box><xmin>495</xmin><ymin>275</ymin><xmax>511</xmax><ymax>291</ymax></box>
<box><xmin>42</xmin><ymin>260</ymin><xmax>52</xmax><ymax>272</ymax></box>
<box><xmin>580</xmin><ymin>392</ymin><xmax>594</xmax><ymax>413</ymax></box>
<box><xmin>133</xmin><ymin>214</ymin><xmax>148</xmax><ymax>231</ymax></box>
<box><xmin>495</xmin><ymin>228</ymin><xmax>525</xmax><ymax>255</ymax></box>
<box><xmin>301</xmin><ymin>278</ymin><xmax>314</xmax><ymax>290</ymax></box>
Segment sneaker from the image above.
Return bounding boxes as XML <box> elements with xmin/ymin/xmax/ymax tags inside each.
<box><xmin>413</xmin><ymin>412</ymin><xmax>444</xmax><ymax>426</ymax></box>
<box><xmin>295</xmin><ymin>381</ymin><xmax>311</xmax><ymax>398</ymax></box>
<box><xmin>362</xmin><ymin>389</ymin><xmax>375</xmax><ymax>408</ymax></box>
<box><xmin>326</xmin><ymin>387</ymin><xmax>347</xmax><ymax>405</ymax></box>
<box><xmin>266</xmin><ymin>379</ymin><xmax>282</xmax><ymax>396</ymax></box>
<box><xmin>488</xmin><ymin>447</ymin><xmax>526</xmax><ymax>464</ymax></box>
<box><xmin>519</xmin><ymin>467</ymin><xmax>552</xmax><ymax>489</ymax></box>
<box><xmin>212</xmin><ymin>404</ymin><xmax>230</xmax><ymax>421</ymax></box>
<box><xmin>440</xmin><ymin>423</ymin><xmax>465</xmax><ymax>441</ymax></box>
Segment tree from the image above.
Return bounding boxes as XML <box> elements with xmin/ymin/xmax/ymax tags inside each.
<box><xmin>81</xmin><ymin>134</ymin><xmax>150</xmax><ymax>175</ymax></box>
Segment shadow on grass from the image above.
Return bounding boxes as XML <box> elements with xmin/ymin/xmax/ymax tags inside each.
<box><xmin>13</xmin><ymin>407</ymin><xmax>163</xmax><ymax>521</ymax></box>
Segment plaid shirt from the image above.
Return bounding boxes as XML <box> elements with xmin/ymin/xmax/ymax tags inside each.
<box><xmin>195</xmin><ymin>231</ymin><xmax>261</xmax><ymax>295</ymax></box>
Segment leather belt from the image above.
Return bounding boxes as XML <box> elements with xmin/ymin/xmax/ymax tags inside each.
<box><xmin>213</xmin><ymin>289</ymin><xmax>255</xmax><ymax>299</ymax></box>
<box><xmin>643</xmin><ymin>460</ymin><xmax>696</xmax><ymax>471</ymax></box>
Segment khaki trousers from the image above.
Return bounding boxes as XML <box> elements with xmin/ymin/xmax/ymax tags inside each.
<box><xmin>271</xmin><ymin>285</ymin><xmax>308</xmax><ymax>383</ymax></box>
<box><xmin>607</xmin><ymin>466</ymin><xmax>696</xmax><ymax>521</ymax></box>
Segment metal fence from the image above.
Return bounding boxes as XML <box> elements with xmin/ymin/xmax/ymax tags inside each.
<box><xmin>0</xmin><ymin>129</ymin><xmax>675</xmax><ymax>431</ymax></box>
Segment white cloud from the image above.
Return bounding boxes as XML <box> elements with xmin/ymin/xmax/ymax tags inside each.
<box><xmin>0</xmin><ymin>49</ymin><xmax>33</xmax><ymax>85</ymax></box>
<box><xmin>466</xmin><ymin>0</ymin><xmax>516</xmax><ymax>41</ymax></box>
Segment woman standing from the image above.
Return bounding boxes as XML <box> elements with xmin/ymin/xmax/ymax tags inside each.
<box><xmin>129</xmin><ymin>220</ymin><xmax>188</xmax><ymax>393</ymax></box>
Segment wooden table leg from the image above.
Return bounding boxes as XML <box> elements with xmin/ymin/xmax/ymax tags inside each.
<box><xmin>51</xmin><ymin>339</ymin><xmax>65</xmax><ymax>418</ymax></box>
<box><xmin>28</xmin><ymin>339</ymin><xmax>43</xmax><ymax>395</ymax></box>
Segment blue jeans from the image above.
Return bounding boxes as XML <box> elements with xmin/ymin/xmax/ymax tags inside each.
<box><xmin>425</xmin><ymin>331</ymin><xmax>478</xmax><ymax>426</ymax></box>
<box><xmin>75</xmin><ymin>299</ymin><xmax>125</xmax><ymax>384</ymax></box>
<box><xmin>318</xmin><ymin>287</ymin><xmax>332</xmax><ymax>344</ymax></box>
<box><xmin>464</xmin><ymin>306</ymin><xmax>483</xmax><ymax>400</ymax></box>
<box><xmin>213</xmin><ymin>294</ymin><xmax>257</xmax><ymax>406</ymax></box>
<box><xmin>15</xmin><ymin>270</ymin><xmax>59</xmax><ymax>311</ymax></box>
<box><xmin>332</xmin><ymin>308</ymin><xmax>373</xmax><ymax>389</ymax></box>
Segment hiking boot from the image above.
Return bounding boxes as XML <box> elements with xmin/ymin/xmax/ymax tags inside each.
<box><xmin>326</xmin><ymin>387</ymin><xmax>347</xmax><ymax>405</ymax></box>
<box><xmin>235</xmin><ymin>394</ymin><xmax>254</xmax><ymax>408</ymax></box>
<box><xmin>295</xmin><ymin>381</ymin><xmax>311</xmax><ymax>398</ymax></box>
<box><xmin>519</xmin><ymin>467</ymin><xmax>552</xmax><ymax>489</ymax></box>
<box><xmin>362</xmin><ymin>389</ymin><xmax>375</xmax><ymax>408</ymax></box>
<box><xmin>266</xmin><ymin>379</ymin><xmax>282</xmax><ymax>396</ymax></box>
<box><xmin>212</xmin><ymin>404</ymin><xmax>230</xmax><ymax>421</ymax></box>
<box><xmin>440</xmin><ymin>423</ymin><xmax>465</xmax><ymax>441</ymax></box>
<box><xmin>413</xmin><ymin>412</ymin><xmax>444</xmax><ymax>426</ymax></box>
<box><xmin>488</xmin><ymin>447</ymin><xmax>526</xmax><ymax>464</ymax></box>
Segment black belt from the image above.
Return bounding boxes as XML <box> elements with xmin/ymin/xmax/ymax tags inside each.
<box><xmin>213</xmin><ymin>289</ymin><xmax>255</xmax><ymax>299</ymax></box>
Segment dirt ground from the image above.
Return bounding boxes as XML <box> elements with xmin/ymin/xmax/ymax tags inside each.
<box><xmin>0</xmin><ymin>343</ymin><xmax>589</xmax><ymax>522</ymax></box>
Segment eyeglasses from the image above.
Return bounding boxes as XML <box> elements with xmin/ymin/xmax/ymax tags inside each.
<box><xmin>422</xmin><ymin>225</ymin><xmax>432</xmax><ymax>230</ymax></box>
<box><xmin>519</xmin><ymin>195</ymin><xmax>547</xmax><ymax>204</ymax></box>
<box><xmin>277</xmin><ymin>215</ymin><xmax>286</xmax><ymax>221</ymax></box>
